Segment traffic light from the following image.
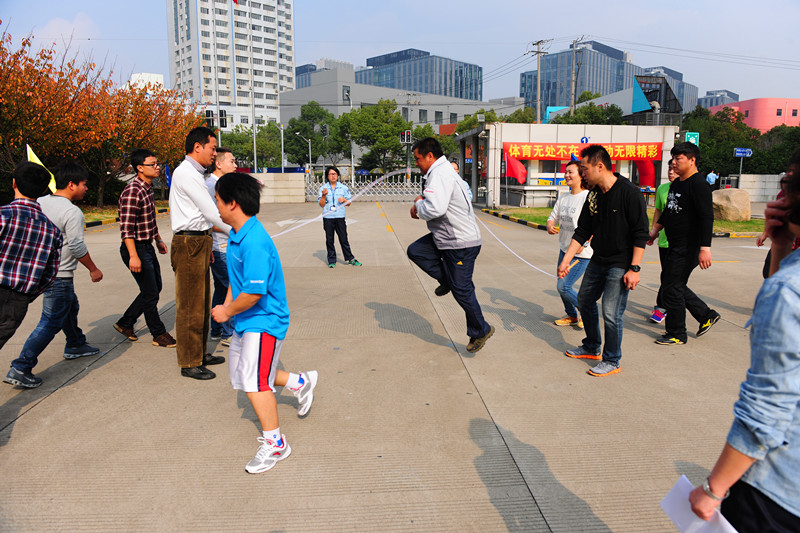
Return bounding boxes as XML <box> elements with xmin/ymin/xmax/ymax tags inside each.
<box><xmin>205</xmin><ymin>110</ymin><xmax>215</xmax><ymax>129</ymax></box>
<box><xmin>321</xmin><ymin>124</ymin><xmax>328</xmax><ymax>136</ymax></box>
<box><xmin>219</xmin><ymin>109</ymin><xmax>227</xmax><ymax>129</ymax></box>
<box><xmin>400</xmin><ymin>130</ymin><xmax>412</xmax><ymax>144</ymax></box>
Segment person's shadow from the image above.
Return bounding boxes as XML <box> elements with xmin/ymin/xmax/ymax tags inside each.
<box><xmin>365</xmin><ymin>302</ymin><xmax>453</xmax><ymax>347</ymax></box>
<box><xmin>471</xmin><ymin>418</ymin><xmax>611</xmax><ymax>532</ymax></box>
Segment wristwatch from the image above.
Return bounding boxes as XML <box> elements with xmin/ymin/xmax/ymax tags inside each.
<box><xmin>629</xmin><ymin>265</ymin><xmax>641</xmax><ymax>272</ymax></box>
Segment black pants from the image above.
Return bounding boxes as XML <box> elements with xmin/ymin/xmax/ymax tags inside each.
<box><xmin>118</xmin><ymin>241</ymin><xmax>167</xmax><ymax>336</ymax></box>
<box><xmin>662</xmin><ymin>245</ymin><xmax>711</xmax><ymax>341</ymax></box>
<box><xmin>0</xmin><ymin>286</ymin><xmax>35</xmax><ymax>350</ymax></box>
<box><xmin>323</xmin><ymin>217</ymin><xmax>354</xmax><ymax>264</ymax></box>
<box><xmin>722</xmin><ymin>480</ymin><xmax>800</xmax><ymax>533</ymax></box>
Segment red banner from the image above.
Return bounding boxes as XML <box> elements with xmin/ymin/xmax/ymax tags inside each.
<box><xmin>503</xmin><ymin>142</ymin><xmax>662</xmax><ymax>161</ymax></box>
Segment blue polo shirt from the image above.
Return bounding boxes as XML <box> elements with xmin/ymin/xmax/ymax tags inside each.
<box><xmin>227</xmin><ymin>216</ymin><xmax>290</xmax><ymax>339</ymax></box>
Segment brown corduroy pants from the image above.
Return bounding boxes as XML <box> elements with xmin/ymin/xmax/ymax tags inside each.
<box><xmin>170</xmin><ymin>234</ymin><xmax>212</xmax><ymax>368</ymax></box>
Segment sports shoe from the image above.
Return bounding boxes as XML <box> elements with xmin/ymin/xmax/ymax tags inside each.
<box><xmin>4</xmin><ymin>367</ymin><xmax>43</xmax><ymax>388</ymax></box>
<box><xmin>348</xmin><ymin>259</ymin><xmax>362</xmax><ymax>266</ymax></box>
<box><xmin>220</xmin><ymin>336</ymin><xmax>231</xmax><ymax>347</ymax></box>
<box><xmin>203</xmin><ymin>353</ymin><xmax>225</xmax><ymax>366</ymax></box>
<box><xmin>290</xmin><ymin>370</ymin><xmax>318</xmax><ymax>416</ymax></box>
<box><xmin>649</xmin><ymin>309</ymin><xmax>666</xmax><ymax>324</ymax></box>
<box><xmin>246</xmin><ymin>435</ymin><xmax>292</xmax><ymax>474</ymax></box>
<box><xmin>466</xmin><ymin>325</ymin><xmax>495</xmax><ymax>353</ymax></box>
<box><xmin>697</xmin><ymin>311</ymin><xmax>721</xmax><ymax>337</ymax></box>
<box><xmin>210</xmin><ymin>333</ymin><xmax>222</xmax><ymax>341</ymax></box>
<box><xmin>564</xmin><ymin>346</ymin><xmax>601</xmax><ymax>360</ymax></box>
<box><xmin>554</xmin><ymin>316</ymin><xmax>580</xmax><ymax>326</ymax></box>
<box><xmin>113</xmin><ymin>322</ymin><xmax>138</xmax><ymax>341</ymax></box>
<box><xmin>181</xmin><ymin>365</ymin><xmax>216</xmax><ymax>380</ymax></box>
<box><xmin>587</xmin><ymin>361</ymin><xmax>620</xmax><ymax>377</ymax></box>
<box><xmin>434</xmin><ymin>284</ymin><xmax>450</xmax><ymax>297</ymax></box>
<box><xmin>654</xmin><ymin>335</ymin><xmax>685</xmax><ymax>345</ymax></box>
<box><xmin>63</xmin><ymin>344</ymin><xmax>100</xmax><ymax>359</ymax></box>
<box><xmin>152</xmin><ymin>333</ymin><xmax>177</xmax><ymax>348</ymax></box>
<box><xmin>328</xmin><ymin>263</ymin><xmax>336</xmax><ymax>268</ymax></box>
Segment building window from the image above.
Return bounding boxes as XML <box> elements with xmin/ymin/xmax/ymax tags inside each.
<box><xmin>241</xmin><ymin>116</ymin><xmax>248</xmax><ymax>124</ymax></box>
<box><xmin>419</xmin><ymin>109</ymin><xmax>428</xmax><ymax>123</ymax></box>
<box><xmin>777</xmin><ymin>108</ymin><xmax>782</xmax><ymax>116</ymax></box>
<box><xmin>744</xmin><ymin>110</ymin><xmax>749</xmax><ymax>117</ymax></box>
<box><xmin>450</xmin><ymin>113</ymin><xmax>457</xmax><ymax>123</ymax></box>
<box><xmin>793</xmin><ymin>109</ymin><xmax>798</xmax><ymax>117</ymax></box>
<box><xmin>435</xmin><ymin>111</ymin><xmax>443</xmax><ymax>125</ymax></box>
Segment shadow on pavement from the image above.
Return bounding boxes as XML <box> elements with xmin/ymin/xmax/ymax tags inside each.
<box><xmin>364</xmin><ymin>302</ymin><xmax>453</xmax><ymax>347</ymax></box>
<box><xmin>471</xmin><ymin>418</ymin><xmax>611</xmax><ymax>533</ymax></box>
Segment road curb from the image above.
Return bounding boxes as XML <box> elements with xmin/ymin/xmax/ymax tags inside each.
<box><xmin>84</xmin><ymin>207</ymin><xmax>170</xmax><ymax>228</ymax></box>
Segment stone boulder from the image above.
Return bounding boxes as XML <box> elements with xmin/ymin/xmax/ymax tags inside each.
<box><xmin>713</xmin><ymin>188</ymin><xmax>750</xmax><ymax>221</ymax></box>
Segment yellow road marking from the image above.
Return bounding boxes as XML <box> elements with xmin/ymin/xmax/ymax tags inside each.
<box><xmin>386</xmin><ymin>225</ymin><xmax>394</xmax><ymax>233</ymax></box>
<box><xmin>484</xmin><ymin>219</ymin><xmax>507</xmax><ymax>229</ymax></box>
<box><xmin>381</xmin><ymin>213</ymin><xmax>386</xmax><ymax>217</ymax></box>
<box><xmin>376</xmin><ymin>202</ymin><xmax>382</xmax><ymax>209</ymax></box>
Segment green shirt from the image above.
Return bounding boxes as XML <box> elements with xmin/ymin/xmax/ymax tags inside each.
<box><xmin>654</xmin><ymin>181</ymin><xmax>671</xmax><ymax>248</ymax></box>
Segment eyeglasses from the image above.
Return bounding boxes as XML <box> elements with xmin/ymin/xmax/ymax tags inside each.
<box><xmin>141</xmin><ymin>163</ymin><xmax>161</xmax><ymax>167</ymax></box>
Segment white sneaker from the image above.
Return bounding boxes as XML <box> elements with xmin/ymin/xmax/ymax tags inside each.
<box><xmin>245</xmin><ymin>435</ymin><xmax>291</xmax><ymax>474</ymax></box>
<box><xmin>291</xmin><ymin>370</ymin><xmax>318</xmax><ymax>416</ymax></box>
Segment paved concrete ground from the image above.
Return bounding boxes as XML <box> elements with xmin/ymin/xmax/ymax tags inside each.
<box><xmin>0</xmin><ymin>201</ymin><xmax>769</xmax><ymax>532</ymax></box>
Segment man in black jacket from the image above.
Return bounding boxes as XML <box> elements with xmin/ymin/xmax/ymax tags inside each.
<box><xmin>648</xmin><ymin>142</ymin><xmax>720</xmax><ymax>345</ymax></box>
<box><xmin>558</xmin><ymin>145</ymin><xmax>649</xmax><ymax>377</ymax></box>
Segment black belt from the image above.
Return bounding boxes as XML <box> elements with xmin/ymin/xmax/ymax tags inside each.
<box><xmin>174</xmin><ymin>230</ymin><xmax>211</xmax><ymax>236</ymax></box>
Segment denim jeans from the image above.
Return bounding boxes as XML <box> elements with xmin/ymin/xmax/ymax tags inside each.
<box><xmin>0</xmin><ymin>287</ymin><xmax>36</xmax><ymax>351</ymax></box>
<box><xmin>210</xmin><ymin>250</ymin><xmax>233</xmax><ymax>337</ymax></box>
<box><xmin>407</xmin><ymin>233</ymin><xmax>490</xmax><ymax>339</ymax></box>
<box><xmin>556</xmin><ymin>250</ymin><xmax>589</xmax><ymax>318</ymax></box>
<box><xmin>13</xmin><ymin>278</ymin><xmax>86</xmax><ymax>372</ymax></box>
<box><xmin>171</xmin><ymin>234</ymin><xmax>211</xmax><ymax>368</ymax></box>
<box><xmin>119</xmin><ymin>241</ymin><xmax>167</xmax><ymax>337</ymax></box>
<box><xmin>577</xmin><ymin>261</ymin><xmax>629</xmax><ymax>365</ymax></box>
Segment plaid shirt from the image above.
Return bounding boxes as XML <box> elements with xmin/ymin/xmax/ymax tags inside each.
<box><xmin>119</xmin><ymin>177</ymin><xmax>158</xmax><ymax>241</ymax></box>
<box><xmin>0</xmin><ymin>198</ymin><xmax>63</xmax><ymax>295</ymax></box>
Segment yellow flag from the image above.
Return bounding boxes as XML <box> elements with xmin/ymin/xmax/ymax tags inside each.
<box><xmin>26</xmin><ymin>145</ymin><xmax>56</xmax><ymax>194</ymax></box>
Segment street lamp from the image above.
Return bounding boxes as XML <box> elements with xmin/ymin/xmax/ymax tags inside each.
<box><xmin>295</xmin><ymin>131</ymin><xmax>312</xmax><ymax>174</ymax></box>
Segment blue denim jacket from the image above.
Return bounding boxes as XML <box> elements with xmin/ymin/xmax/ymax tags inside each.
<box><xmin>727</xmin><ymin>248</ymin><xmax>800</xmax><ymax>517</ymax></box>
<box><xmin>318</xmin><ymin>182</ymin><xmax>351</xmax><ymax>219</ymax></box>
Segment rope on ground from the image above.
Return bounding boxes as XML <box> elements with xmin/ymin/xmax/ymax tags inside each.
<box><xmin>476</xmin><ymin>215</ymin><xmax>556</xmax><ymax>278</ymax></box>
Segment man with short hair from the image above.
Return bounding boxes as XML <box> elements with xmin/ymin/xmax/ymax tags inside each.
<box><xmin>115</xmin><ymin>149</ymin><xmax>176</xmax><ymax>349</ymax></box>
<box><xmin>205</xmin><ymin>146</ymin><xmax>237</xmax><ymax>345</ymax></box>
<box><xmin>2</xmin><ymin>161</ymin><xmax>62</xmax><ymax>388</ymax></box>
<box><xmin>407</xmin><ymin>137</ymin><xmax>493</xmax><ymax>353</ymax></box>
<box><xmin>558</xmin><ymin>145</ymin><xmax>649</xmax><ymax>377</ymax></box>
<box><xmin>169</xmin><ymin>126</ymin><xmax>231</xmax><ymax>380</ymax></box>
<box><xmin>8</xmin><ymin>162</ymin><xmax>104</xmax><ymax>387</ymax></box>
<box><xmin>649</xmin><ymin>142</ymin><xmax>719</xmax><ymax>345</ymax></box>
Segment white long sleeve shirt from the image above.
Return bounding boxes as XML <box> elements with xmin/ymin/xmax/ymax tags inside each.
<box><xmin>169</xmin><ymin>156</ymin><xmax>230</xmax><ymax>234</ymax></box>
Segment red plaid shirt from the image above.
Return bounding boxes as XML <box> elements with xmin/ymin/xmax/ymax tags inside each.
<box><xmin>0</xmin><ymin>199</ymin><xmax>63</xmax><ymax>295</ymax></box>
<box><xmin>119</xmin><ymin>177</ymin><xmax>158</xmax><ymax>241</ymax></box>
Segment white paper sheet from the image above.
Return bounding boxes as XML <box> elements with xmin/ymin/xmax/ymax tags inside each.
<box><xmin>660</xmin><ymin>475</ymin><xmax>738</xmax><ymax>533</ymax></box>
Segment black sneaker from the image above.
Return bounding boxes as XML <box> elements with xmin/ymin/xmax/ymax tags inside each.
<box><xmin>697</xmin><ymin>311</ymin><xmax>721</xmax><ymax>337</ymax></box>
<box><xmin>4</xmin><ymin>367</ymin><xmax>43</xmax><ymax>388</ymax></box>
<box><xmin>203</xmin><ymin>353</ymin><xmax>225</xmax><ymax>366</ymax></box>
<box><xmin>181</xmin><ymin>366</ymin><xmax>216</xmax><ymax>380</ymax></box>
<box><xmin>654</xmin><ymin>335</ymin><xmax>686</xmax><ymax>345</ymax></box>
<box><xmin>434</xmin><ymin>284</ymin><xmax>450</xmax><ymax>297</ymax></box>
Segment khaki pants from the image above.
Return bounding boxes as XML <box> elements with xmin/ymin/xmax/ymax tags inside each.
<box><xmin>170</xmin><ymin>234</ymin><xmax>212</xmax><ymax>368</ymax></box>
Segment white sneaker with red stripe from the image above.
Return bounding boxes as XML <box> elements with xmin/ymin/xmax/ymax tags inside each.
<box><xmin>245</xmin><ymin>435</ymin><xmax>291</xmax><ymax>474</ymax></box>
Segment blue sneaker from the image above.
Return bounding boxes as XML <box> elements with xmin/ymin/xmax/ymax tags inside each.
<box><xmin>4</xmin><ymin>367</ymin><xmax>43</xmax><ymax>388</ymax></box>
<box><xmin>64</xmin><ymin>344</ymin><xmax>100</xmax><ymax>359</ymax></box>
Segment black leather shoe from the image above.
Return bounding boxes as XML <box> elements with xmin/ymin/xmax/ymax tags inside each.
<box><xmin>203</xmin><ymin>353</ymin><xmax>225</xmax><ymax>366</ymax></box>
<box><xmin>181</xmin><ymin>365</ymin><xmax>216</xmax><ymax>380</ymax></box>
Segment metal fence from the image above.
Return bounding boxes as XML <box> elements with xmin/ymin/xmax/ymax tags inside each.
<box><xmin>305</xmin><ymin>173</ymin><xmax>425</xmax><ymax>202</ymax></box>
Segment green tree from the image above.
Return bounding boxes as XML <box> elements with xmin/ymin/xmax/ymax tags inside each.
<box><xmin>549</xmin><ymin>103</ymin><xmax>625</xmax><ymax>125</ymax></box>
<box><xmin>504</xmin><ymin>106</ymin><xmax>537</xmax><ymax>123</ymax></box>
<box><xmin>411</xmin><ymin>123</ymin><xmax>458</xmax><ymax>160</ymax></box>
<box><xmin>222</xmin><ymin>123</ymin><xmax>283</xmax><ymax>168</ymax></box>
<box><xmin>455</xmin><ymin>109</ymin><xmax>501</xmax><ymax>134</ymax></box>
<box><xmin>286</xmin><ymin>101</ymin><xmax>335</xmax><ymax>166</ymax></box>
<box><xmin>682</xmin><ymin>106</ymin><xmax>760</xmax><ymax>175</ymax></box>
<box><xmin>577</xmin><ymin>91</ymin><xmax>601</xmax><ymax>104</ymax></box>
<box><xmin>345</xmin><ymin>99</ymin><xmax>411</xmax><ymax>172</ymax></box>
<box><xmin>753</xmin><ymin>125</ymin><xmax>800</xmax><ymax>174</ymax></box>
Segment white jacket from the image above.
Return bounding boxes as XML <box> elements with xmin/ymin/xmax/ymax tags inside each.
<box><xmin>415</xmin><ymin>156</ymin><xmax>481</xmax><ymax>250</ymax></box>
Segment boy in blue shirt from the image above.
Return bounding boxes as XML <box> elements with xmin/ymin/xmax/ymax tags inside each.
<box><xmin>211</xmin><ymin>173</ymin><xmax>318</xmax><ymax>474</ymax></box>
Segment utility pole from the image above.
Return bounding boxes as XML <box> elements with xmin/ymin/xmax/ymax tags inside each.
<box><xmin>525</xmin><ymin>40</ymin><xmax>550</xmax><ymax>124</ymax></box>
<box><xmin>569</xmin><ymin>36</ymin><xmax>585</xmax><ymax>117</ymax></box>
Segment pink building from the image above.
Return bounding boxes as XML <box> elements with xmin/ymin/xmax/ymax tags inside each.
<box><xmin>709</xmin><ymin>98</ymin><xmax>800</xmax><ymax>133</ymax></box>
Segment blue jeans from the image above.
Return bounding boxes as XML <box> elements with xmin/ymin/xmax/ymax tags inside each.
<box><xmin>556</xmin><ymin>250</ymin><xmax>589</xmax><ymax>318</ymax></box>
<box><xmin>407</xmin><ymin>233</ymin><xmax>490</xmax><ymax>339</ymax></box>
<box><xmin>13</xmin><ymin>278</ymin><xmax>86</xmax><ymax>372</ymax></box>
<box><xmin>210</xmin><ymin>250</ymin><xmax>233</xmax><ymax>337</ymax></box>
<box><xmin>577</xmin><ymin>261</ymin><xmax>629</xmax><ymax>365</ymax></box>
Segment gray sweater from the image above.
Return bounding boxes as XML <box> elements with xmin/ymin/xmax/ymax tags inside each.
<box><xmin>37</xmin><ymin>195</ymin><xmax>87</xmax><ymax>278</ymax></box>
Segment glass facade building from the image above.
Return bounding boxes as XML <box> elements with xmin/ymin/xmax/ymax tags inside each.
<box><xmin>355</xmin><ymin>49</ymin><xmax>482</xmax><ymax>101</ymax></box>
<box><xmin>167</xmin><ymin>0</ymin><xmax>295</xmax><ymax>128</ymax></box>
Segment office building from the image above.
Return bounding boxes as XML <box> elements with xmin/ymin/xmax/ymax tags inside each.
<box><xmin>698</xmin><ymin>90</ymin><xmax>739</xmax><ymax>109</ymax></box>
<box><xmin>519</xmin><ymin>41</ymin><xmax>698</xmax><ymax>114</ymax></box>
<box><xmin>355</xmin><ymin>49</ymin><xmax>482</xmax><ymax>101</ymax></box>
<box><xmin>167</xmin><ymin>0</ymin><xmax>295</xmax><ymax>129</ymax></box>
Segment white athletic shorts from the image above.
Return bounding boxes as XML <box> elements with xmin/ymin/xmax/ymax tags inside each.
<box><xmin>228</xmin><ymin>331</ymin><xmax>283</xmax><ymax>393</ymax></box>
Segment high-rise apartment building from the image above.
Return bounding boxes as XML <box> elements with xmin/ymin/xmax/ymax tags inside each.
<box><xmin>355</xmin><ymin>49</ymin><xmax>482</xmax><ymax>101</ymax></box>
<box><xmin>167</xmin><ymin>0</ymin><xmax>295</xmax><ymax>129</ymax></box>
<box><xmin>520</xmin><ymin>41</ymin><xmax>698</xmax><ymax>114</ymax></box>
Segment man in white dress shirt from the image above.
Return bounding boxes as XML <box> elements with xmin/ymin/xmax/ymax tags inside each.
<box><xmin>169</xmin><ymin>127</ymin><xmax>231</xmax><ymax>380</ymax></box>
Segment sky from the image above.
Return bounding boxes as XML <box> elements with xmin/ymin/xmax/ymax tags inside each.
<box><xmin>2</xmin><ymin>0</ymin><xmax>799</xmax><ymax>103</ymax></box>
